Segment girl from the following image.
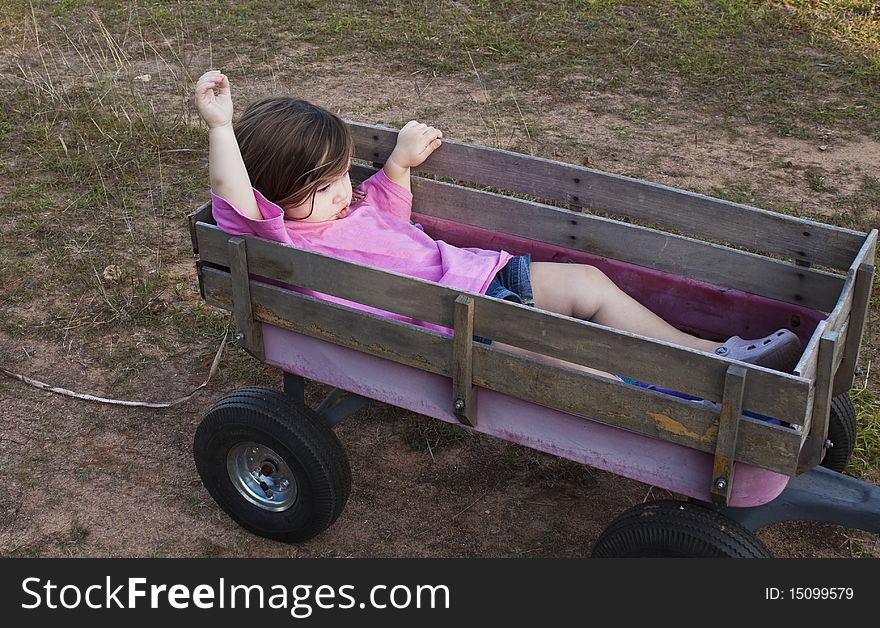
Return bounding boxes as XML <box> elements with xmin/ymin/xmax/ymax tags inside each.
<box><xmin>194</xmin><ymin>70</ymin><xmax>802</xmax><ymax>373</ymax></box>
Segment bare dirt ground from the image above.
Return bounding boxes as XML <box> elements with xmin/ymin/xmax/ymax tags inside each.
<box><xmin>1</xmin><ymin>65</ymin><xmax>878</xmax><ymax>559</ymax></box>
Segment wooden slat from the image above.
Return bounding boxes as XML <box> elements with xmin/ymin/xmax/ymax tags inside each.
<box><xmin>196</xmin><ymin>223</ymin><xmax>811</xmax><ymax>423</ymax></box>
<box><xmin>833</xmin><ymin>229</ymin><xmax>877</xmax><ymax>394</ymax></box>
<box><xmin>471</xmin><ymin>342</ymin><xmax>800</xmax><ymax>475</ymax></box>
<box><xmin>349</xmin><ymin>122</ymin><xmax>865</xmax><ymax>270</ymax></box>
<box><xmin>795</xmin><ymin>231</ymin><xmax>875</xmax><ymax>396</ymax></box>
<box><xmin>452</xmin><ymin>295</ymin><xmax>476</xmax><ymax>426</ymax></box>
<box><xmin>197</xmin><ymin>222</ymin><xmax>454</xmax><ymax>324</ymax></box>
<box><xmin>821</xmin><ymin>263</ymin><xmax>856</xmax><ymax>389</ymax></box>
<box><xmin>228</xmin><ymin>238</ymin><xmax>264</xmax><ymax>361</ymax></box>
<box><xmin>824</xmin><ymin>267</ymin><xmax>857</xmax><ymax>333</ymax></box>
<box><xmin>794</xmin><ymin>319</ymin><xmax>825</xmax><ymax>382</ymax></box>
<box><xmin>203</xmin><ymin>266</ymin><xmax>452</xmax><ymax>374</ymax></box>
<box><xmin>797</xmin><ymin>331</ymin><xmax>839</xmax><ymax>473</ymax></box>
<box><xmin>403</xmin><ymin>171</ymin><xmax>844</xmax><ymax>311</ymax></box>
<box><xmin>711</xmin><ymin>365</ymin><xmax>747</xmax><ymax>506</ymax></box>
<box><xmin>187</xmin><ymin>201</ymin><xmax>212</xmax><ymax>255</ymax></box>
<box><xmin>474</xmin><ymin>298</ymin><xmax>809</xmax><ymax>425</ymax></box>
<box><xmin>832</xmin><ymin>316</ymin><xmax>850</xmax><ymax>377</ymax></box>
<box><xmin>834</xmin><ymin>264</ymin><xmax>874</xmax><ymax>395</ymax></box>
<box><xmin>200</xmin><ymin>267</ymin><xmax>802</xmax><ymax>474</ymax></box>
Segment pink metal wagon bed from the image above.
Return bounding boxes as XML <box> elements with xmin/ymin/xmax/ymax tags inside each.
<box><xmin>188</xmin><ymin>122</ymin><xmax>878</xmax><ymax>557</ymax></box>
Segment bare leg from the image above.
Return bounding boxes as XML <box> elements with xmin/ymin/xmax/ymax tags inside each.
<box><xmin>529</xmin><ymin>262</ymin><xmax>719</xmax><ymax>352</ymax></box>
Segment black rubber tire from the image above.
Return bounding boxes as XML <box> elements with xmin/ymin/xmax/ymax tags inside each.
<box><xmin>820</xmin><ymin>393</ymin><xmax>857</xmax><ymax>473</ymax></box>
<box><xmin>592</xmin><ymin>500</ymin><xmax>772</xmax><ymax>558</ymax></box>
<box><xmin>193</xmin><ymin>386</ymin><xmax>351</xmax><ymax>542</ymax></box>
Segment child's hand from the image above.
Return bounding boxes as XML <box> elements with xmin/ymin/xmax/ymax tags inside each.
<box><xmin>194</xmin><ymin>70</ymin><xmax>233</xmax><ymax>129</ymax></box>
<box><xmin>387</xmin><ymin>121</ymin><xmax>443</xmax><ymax>170</ymax></box>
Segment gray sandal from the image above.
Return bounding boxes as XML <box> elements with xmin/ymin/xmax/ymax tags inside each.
<box><xmin>714</xmin><ymin>328</ymin><xmax>802</xmax><ymax>372</ymax></box>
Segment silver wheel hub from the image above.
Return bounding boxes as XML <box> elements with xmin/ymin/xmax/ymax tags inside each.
<box><xmin>227</xmin><ymin>442</ymin><xmax>298</xmax><ymax>512</ymax></box>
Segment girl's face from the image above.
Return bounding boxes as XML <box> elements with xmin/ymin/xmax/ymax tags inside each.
<box><xmin>284</xmin><ymin>169</ymin><xmax>353</xmax><ymax>222</ymax></box>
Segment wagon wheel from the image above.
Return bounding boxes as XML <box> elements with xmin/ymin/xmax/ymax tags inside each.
<box><xmin>193</xmin><ymin>386</ymin><xmax>351</xmax><ymax>542</ymax></box>
<box><xmin>820</xmin><ymin>393</ymin><xmax>857</xmax><ymax>473</ymax></box>
<box><xmin>592</xmin><ymin>500</ymin><xmax>772</xmax><ymax>558</ymax></box>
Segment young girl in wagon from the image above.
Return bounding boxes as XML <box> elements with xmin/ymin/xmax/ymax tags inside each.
<box><xmin>194</xmin><ymin>69</ymin><xmax>802</xmax><ymax>374</ymax></box>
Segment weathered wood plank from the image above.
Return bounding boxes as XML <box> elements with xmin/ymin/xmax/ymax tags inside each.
<box><xmin>794</xmin><ymin>319</ymin><xmax>825</xmax><ymax>382</ymax></box>
<box><xmin>833</xmin><ymin>229</ymin><xmax>877</xmax><ymax>394</ymax></box>
<box><xmin>228</xmin><ymin>238</ymin><xmax>265</xmax><ymax>361</ymax></box>
<box><xmin>201</xmin><ymin>266</ymin><xmax>801</xmax><ymax>474</ymax></box>
<box><xmin>452</xmin><ymin>295</ymin><xmax>476</xmax><ymax>426</ymax></box>
<box><xmin>188</xmin><ymin>201</ymin><xmax>212</xmax><ymax>255</ymax></box>
<box><xmin>821</xmin><ymin>262</ymin><xmax>856</xmax><ymax>388</ymax></box>
<box><xmin>198</xmin><ymin>222</ymin><xmax>455</xmax><ymax>325</ymax></box>
<box><xmin>352</xmin><ymin>163</ymin><xmax>843</xmax><ymax>311</ymax></box>
<box><xmin>834</xmin><ymin>264</ymin><xmax>874</xmax><ymax>395</ymax></box>
<box><xmin>711</xmin><ymin>365</ymin><xmax>747</xmax><ymax>506</ymax></box>
<box><xmin>475</xmin><ymin>297</ymin><xmax>809</xmax><ymax>424</ymax></box>
<box><xmin>797</xmin><ymin>231</ymin><xmax>874</xmax><ymax>395</ymax></box>
<box><xmin>797</xmin><ymin>331</ymin><xmax>839</xmax><ymax>473</ymax></box>
<box><xmin>349</xmin><ymin>122</ymin><xmax>864</xmax><ymax>270</ymax></box>
<box><xmin>197</xmin><ymin>223</ymin><xmax>810</xmax><ymax>421</ymax></box>
<box><xmin>202</xmin><ymin>266</ymin><xmax>452</xmax><ymax>375</ymax></box>
<box><xmin>403</xmin><ymin>171</ymin><xmax>844</xmax><ymax>311</ymax></box>
<box><xmin>471</xmin><ymin>343</ymin><xmax>800</xmax><ymax>475</ymax></box>
<box><xmin>196</xmin><ymin>222</ymin><xmax>811</xmax><ymax>423</ymax></box>
<box><xmin>824</xmin><ymin>267</ymin><xmax>857</xmax><ymax>333</ymax></box>
<box><xmin>832</xmin><ymin>315</ymin><xmax>850</xmax><ymax>377</ymax></box>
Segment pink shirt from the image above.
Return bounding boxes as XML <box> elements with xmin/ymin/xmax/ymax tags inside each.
<box><xmin>211</xmin><ymin>169</ymin><xmax>512</xmax><ymax>329</ymax></box>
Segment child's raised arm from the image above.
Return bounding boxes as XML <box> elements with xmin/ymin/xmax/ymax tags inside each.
<box><xmin>194</xmin><ymin>70</ymin><xmax>260</xmax><ymax>220</ymax></box>
<box><xmin>383</xmin><ymin>121</ymin><xmax>443</xmax><ymax>192</ymax></box>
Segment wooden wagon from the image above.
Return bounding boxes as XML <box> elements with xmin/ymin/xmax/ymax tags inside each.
<box><xmin>188</xmin><ymin>122</ymin><xmax>879</xmax><ymax>557</ymax></box>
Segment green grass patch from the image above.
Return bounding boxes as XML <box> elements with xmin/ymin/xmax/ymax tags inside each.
<box><xmin>850</xmin><ymin>386</ymin><xmax>880</xmax><ymax>482</ymax></box>
<box><xmin>401</xmin><ymin>417</ymin><xmax>469</xmax><ymax>452</ymax></box>
<box><xmin>805</xmin><ymin>166</ymin><xmax>835</xmax><ymax>193</ymax></box>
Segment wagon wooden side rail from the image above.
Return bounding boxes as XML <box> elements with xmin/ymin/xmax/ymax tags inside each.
<box><xmin>349</xmin><ymin>123</ymin><xmax>867</xmax><ymax>272</ymax></box>
<box><xmin>194</xmin><ymin>238</ymin><xmax>803</xmax><ymax>477</ymax></box>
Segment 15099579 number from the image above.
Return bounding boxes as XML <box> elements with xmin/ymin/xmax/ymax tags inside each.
<box><xmin>789</xmin><ymin>588</ymin><xmax>854</xmax><ymax>600</ymax></box>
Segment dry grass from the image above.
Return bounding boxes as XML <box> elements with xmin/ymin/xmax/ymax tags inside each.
<box><xmin>1</xmin><ymin>5</ymin><xmax>224</xmax><ymax>364</ymax></box>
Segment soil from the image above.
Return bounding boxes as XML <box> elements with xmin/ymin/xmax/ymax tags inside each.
<box><xmin>1</xmin><ymin>64</ymin><xmax>878</xmax><ymax>558</ymax></box>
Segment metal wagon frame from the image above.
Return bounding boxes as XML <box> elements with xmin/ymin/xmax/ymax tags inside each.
<box><xmin>188</xmin><ymin>122</ymin><xmax>878</xmax><ymax>556</ymax></box>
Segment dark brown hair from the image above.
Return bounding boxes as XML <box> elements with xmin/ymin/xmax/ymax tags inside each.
<box><xmin>235</xmin><ymin>96</ymin><xmax>360</xmax><ymax>217</ymax></box>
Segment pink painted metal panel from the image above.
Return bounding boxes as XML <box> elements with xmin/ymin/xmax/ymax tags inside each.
<box><xmin>262</xmin><ymin>325</ymin><xmax>790</xmax><ymax>508</ymax></box>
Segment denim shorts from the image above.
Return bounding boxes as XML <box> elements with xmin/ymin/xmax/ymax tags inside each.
<box><xmin>485</xmin><ymin>254</ymin><xmax>534</xmax><ymax>306</ymax></box>
<box><xmin>476</xmin><ymin>254</ymin><xmax>534</xmax><ymax>344</ymax></box>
